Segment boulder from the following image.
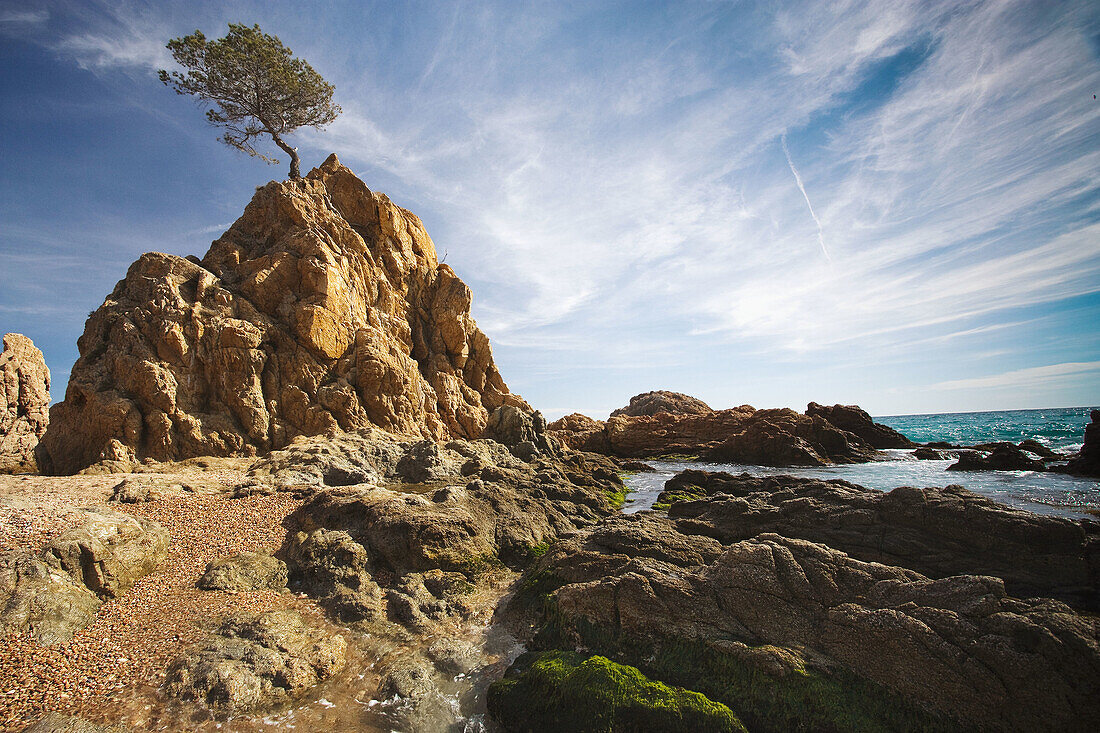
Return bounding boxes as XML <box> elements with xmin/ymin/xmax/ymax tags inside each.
<box><xmin>482</xmin><ymin>404</ymin><xmax>555</xmax><ymax>459</ymax></box>
<box><xmin>44</xmin><ymin>508</ymin><xmax>169</xmax><ymax>598</ymax></box>
<box><xmin>912</xmin><ymin>446</ymin><xmax>945</xmax><ymax>459</ymax></box>
<box><xmin>659</xmin><ymin>471</ymin><xmax>1100</xmax><ymax>609</ymax></box>
<box><xmin>546</xmin><ymin>413</ymin><xmax>611</xmax><ymax>454</ymax></box>
<box><xmin>0</xmin><ymin>333</ymin><xmax>50</xmax><ymax>474</ymax></box>
<box><xmin>36</xmin><ymin>155</ymin><xmax>528</xmax><ymax>474</ymax></box>
<box><xmin>197</xmin><ymin>551</ymin><xmax>288</xmax><ymax>592</ymax></box>
<box><xmin>704</xmin><ymin>409</ymin><xmax>876</xmax><ymax>466</ymax></box>
<box><xmin>512</xmin><ymin>512</ymin><xmax>1100</xmax><ymax>732</ymax></box>
<box><xmin>165</xmin><ymin>609</ymin><xmax>346</xmax><ymax>713</ymax></box>
<box><xmin>1063</xmin><ymin>410</ymin><xmax>1100</xmax><ymax>477</ymax></box>
<box><xmin>610</xmin><ymin>391</ymin><xmax>713</xmax><ymax>418</ymax></box>
<box><xmin>805</xmin><ymin>402</ymin><xmax>914</xmax><ymax>448</ymax></box>
<box><xmin>947</xmin><ymin>444</ymin><xmax>1046</xmax><ymax>472</ymax></box>
<box><xmin>0</xmin><ymin>553</ymin><xmax>100</xmax><ymax>645</ymax></box>
<box><xmin>604</xmin><ymin>406</ymin><xmax>757</xmax><ymax>458</ymax></box>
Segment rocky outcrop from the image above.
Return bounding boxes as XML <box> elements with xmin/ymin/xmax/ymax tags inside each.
<box><xmin>548</xmin><ymin>401</ymin><xmax>904</xmax><ymax>466</ymax></box>
<box><xmin>805</xmin><ymin>402</ymin><xmax>913</xmax><ymax>448</ymax></box>
<box><xmin>197</xmin><ymin>552</ymin><xmax>287</xmax><ymax>592</ymax></box>
<box><xmin>546</xmin><ymin>413</ymin><xmax>611</xmax><ymax>454</ymax></box>
<box><xmin>37</xmin><ymin>155</ymin><xmax>527</xmax><ymax>474</ymax></box>
<box><xmin>0</xmin><ymin>333</ymin><xmax>50</xmax><ymax>474</ymax></box>
<box><xmin>610</xmin><ymin>391</ymin><xmax>712</xmax><ymax>418</ymax></box>
<box><xmin>1064</xmin><ymin>410</ymin><xmax>1100</xmax><ymax>477</ymax></box>
<box><xmin>947</xmin><ymin>444</ymin><xmax>1047</xmax><ymax>472</ymax></box>
<box><xmin>508</xmin><ymin>509</ymin><xmax>1100</xmax><ymax>732</ymax></box>
<box><xmin>165</xmin><ymin>609</ymin><xmax>346</xmax><ymax>713</ymax></box>
<box><xmin>658</xmin><ymin>471</ymin><xmax>1100</xmax><ymax>609</ymax></box>
<box><xmin>242</xmin><ymin>427</ymin><xmax>624</xmax><ymax>627</ymax></box>
<box><xmin>704</xmin><ymin>408</ymin><xmax>877</xmax><ymax>466</ymax></box>
<box><xmin>44</xmin><ymin>508</ymin><xmax>169</xmax><ymax>598</ymax></box>
<box><xmin>0</xmin><ymin>553</ymin><xmax>100</xmax><ymax>645</ymax></box>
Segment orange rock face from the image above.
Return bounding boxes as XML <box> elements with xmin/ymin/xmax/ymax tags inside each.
<box><xmin>0</xmin><ymin>333</ymin><xmax>51</xmax><ymax>473</ymax></box>
<box><xmin>37</xmin><ymin>155</ymin><xmax>527</xmax><ymax>474</ymax></box>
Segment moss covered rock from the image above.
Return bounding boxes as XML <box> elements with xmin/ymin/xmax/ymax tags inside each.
<box><xmin>487</xmin><ymin>650</ymin><xmax>746</xmax><ymax>733</ymax></box>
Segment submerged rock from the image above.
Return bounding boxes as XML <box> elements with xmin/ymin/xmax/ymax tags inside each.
<box><xmin>37</xmin><ymin>155</ymin><xmax>528</xmax><ymax>474</ymax></box>
<box><xmin>23</xmin><ymin>713</ymin><xmax>130</xmax><ymax>732</ymax></box>
<box><xmin>0</xmin><ymin>333</ymin><xmax>50</xmax><ymax>474</ymax></box>
<box><xmin>165</xmin><ymin>609</ymin><xmax>346</xmax><ymax>713</ymax></box>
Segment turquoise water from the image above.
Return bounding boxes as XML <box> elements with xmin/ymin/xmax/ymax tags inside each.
<box><xmin>875</xmin><ymin>406</ymin><xmax>1096</xmax><ymax>452</ymax></box>
<box><xmin>623</xmin><ymin>406</ymin><xmax>1099</xmax><ymax>519</ymax></box>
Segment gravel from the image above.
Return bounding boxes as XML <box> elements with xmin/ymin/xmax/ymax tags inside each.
<box><xmin>0</xmin><ymin>466</ymin><xmax>322</xmax><ymax>731</ymax></box>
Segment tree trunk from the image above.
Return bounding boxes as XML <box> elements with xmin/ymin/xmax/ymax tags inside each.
<box><xmin>270</xmin><ymin>132</ymin><xmax>301</xmax><ymax>180</ymax></box>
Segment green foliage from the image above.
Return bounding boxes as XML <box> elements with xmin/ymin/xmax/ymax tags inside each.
<box><xmin>487</xmin><ymin>651</ymin><xmax>746</xmax><ymax>733</ymax></box>
<box><xmin>159</xmin><ymin>23</ymin><xmax>341</xmax><ymax>177</ymax></box>
<box><xmin>651</xmin><ymin>490</ymin><xmax>702</xmax><ymax>511</ymax></box>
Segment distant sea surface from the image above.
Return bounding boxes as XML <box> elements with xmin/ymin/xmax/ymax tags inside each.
<box><xmin>623</xmin><ymin>406</ymin><xmax>1099</xmax><ymax>519</ymax></box>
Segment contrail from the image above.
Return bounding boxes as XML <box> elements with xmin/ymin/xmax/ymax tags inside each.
<box><xmin>781</xmin><ymin>133</ymin><xmax>831</xmax><ymax>262</ymax></box>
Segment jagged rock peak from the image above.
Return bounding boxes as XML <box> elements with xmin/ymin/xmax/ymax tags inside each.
<box><xmin>38</xmin><ymin>154</ymin><xmax>528</xmax><ymax>474</ymax></box>
<box><xmin>0</xmin><ymin>333</ymin><xmax>51</xmax><ymax>474</ymax></box>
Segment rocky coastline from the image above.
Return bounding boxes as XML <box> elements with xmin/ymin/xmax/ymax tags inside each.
<box><xmin>1</xmin><ymin>162</ymin><xmax>1098</xmax><ymax>731</ymax></box>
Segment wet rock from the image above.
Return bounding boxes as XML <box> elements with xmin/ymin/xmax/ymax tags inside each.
<box><xmin>912</xmin><ymin>446</ymin><xmax>945</xmax><ymax>459</ymax></box>
<box><xmin>610</xmin><ymin>391</ymin><xmax>713</xmax><ymax>418</ymax></box>
<box><xmin>805</xmin><ymin>402</ymin><xmax>914</xmax><ymax>448</ymax></box>
<box><xmin>282</xmin><ymin>528</ymin><xmax>384</xmax><ymax>623</ymax></box>
<box><xmin>427</xmin><ymin>638</ymin><xmax>480</xmax><ymax>675</ymax></box>
<box><xmin>488</xmin><ymin>651</ymin><xmax>745</xmax><ymax>733</ymax></box>
<box><xmin>618</xmin><ymin>459</ymin><xmax>656</xmax><ymax>473</ymax></box>
<box><xmin>516</xmin><ymin>514</ymin><xmax>1100</xmax><ymax>731</ymax></box>
<box><xmin>197</xmin><ymin>552</ymin><xmax>287</xmax><ymax>592</ymax></box>
<box><xmin>1063</xmin><ymin>410</ymin><xmax>1100</xmax><ymax>477</ymax></box>
<box><xmin>37</xmin><ymin>155</ymin><xmax>529</xmax><ymax>475</ymax></box>
<box><xmin>165</xmin><ymin>609</ymin><xmax>346</xmax><ymax>713</ymax></box>
<box><xmin>947</xmin><ymin>444</ymin><xmax>1046</xmax><ymax>471</ymax></box>
<box><xmin>378</xmin><ymin>660</ymin><xmax>457</xmax><ymax>731</ymax></box>
<box><xmin>44</xmin><ymin>508</ymin><xmax>169</xmax><ymax>598</ymax></box>
<box><xmin>0</xmin><ymin>553</ymin><xmax>100</xmax><ymax>645</ymax></box>
<box><xmin>0</xmin><ymin>333</ymin><xmax>50</xmax><ymax>474</ymax></box>
<box><xmin>660</xmin><ymin>471</ymin><xmax>1100</xmax><ymax>609</ymax></box>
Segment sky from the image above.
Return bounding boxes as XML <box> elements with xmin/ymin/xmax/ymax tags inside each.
<box><xmin>1</xmin><ymin>0</ymin><xmax>1099</xmax><ymax>420</ymax></box>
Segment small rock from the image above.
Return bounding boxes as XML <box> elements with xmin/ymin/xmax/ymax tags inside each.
<box><xmin>198</xmin><ymin>552</ymin><xmax>287</xmax><ymax>592</ymax></box>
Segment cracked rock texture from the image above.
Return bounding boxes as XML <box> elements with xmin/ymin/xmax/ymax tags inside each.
<box><xmin>515</xmin><ymin>511</ymin><xmax>1100</xmax><ymax>731</ymax></box>
<box><xmin>37</xmin><ymin>155</ymin><xmax>526</xmax><ymax>474</ymax></box>
<box><xmin>0</xmin><ymin>333</ymin><xmax>50</xmax><ymax>474</ymax></box>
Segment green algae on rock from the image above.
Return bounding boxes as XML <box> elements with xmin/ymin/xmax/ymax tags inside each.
<box><xmin>487</xmin><ymin>650</ymin><xmax>746</xmax><ymax>733</ymax></box>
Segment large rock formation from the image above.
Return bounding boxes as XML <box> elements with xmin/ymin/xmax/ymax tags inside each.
<box><xmin>551</xmin><ymin>402</ymin><xmax>880</xmax><ymax>466</ymax></box>
<box><xmin>0</xmin><ymin>333</ymin><xmax>50</xmax><ymax>473</ymax></box>
<box><xmin>505</xmin><ymin>500</ymin><xmax>1100</xmax><ymax>731</ymax></box>
<box><xmin>37</xmin><ymin>155</ymin><xmax>527</xmax><ymax>474</ymax></box>
<box><xmin>804</xmin><ymin>402</ymin><xmax>913</xmax><ymax>448</ymax></box>
<box><xmin>659</xmin><ymin>470</ymin><xmax>1100</xmax><ymax>609</ymax></box>
<box><xmin>610</xmin><ymin>390</ymin><xmax>712</xmax><ymax>418</ymax></box>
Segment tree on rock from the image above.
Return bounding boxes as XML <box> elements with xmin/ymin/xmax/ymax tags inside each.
<box><xmin>159</xmin><ymin>23</ymin><xmax>341</xmax><ymax>180</ymax></box>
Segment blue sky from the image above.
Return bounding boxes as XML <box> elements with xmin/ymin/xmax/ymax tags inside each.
<box><xmin>1</xmin><ymin>0</ymin><xmax>1099</xmax><ymax>419</ymax></box>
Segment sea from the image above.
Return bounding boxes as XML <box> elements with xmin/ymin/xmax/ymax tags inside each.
<box><xmin>622</xmin><ymin>406</ymin><xmax>1100</xmax><ymax>519</ymax></box>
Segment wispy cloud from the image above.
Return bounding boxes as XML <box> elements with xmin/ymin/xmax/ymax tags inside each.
<box><xmin>931</xmin><ymin>362</ymin><xmax>1100</xmax><ymax>391</ymax></box>
<box><xmin>781</xmin><ymin>132</ymin><xmax>830</xmax><ymax>261</ymax></box>
<box><xmin>0</xmin><ymin>9</ymin><xmax>48</xmax><ymax>25</ymax></box>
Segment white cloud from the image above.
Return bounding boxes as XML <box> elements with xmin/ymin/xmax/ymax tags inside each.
<box><xmin>931</xmin><ymin>362</ymin><xmax>1100</xmax><ymax>391</ymax></box>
